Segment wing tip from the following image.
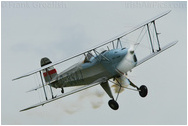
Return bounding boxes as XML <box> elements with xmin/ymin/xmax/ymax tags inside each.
<box><xmin>167</xmin><ymin>10</ymin><xmax>171</xmax><ymax>13</ymax></box>
<box><xmin>19</xmin><ymin>108</ymin><xmax>28</xmax><ymax>112</ymax></box>
<box><xmin>160</xmin><ymin>10</ymin><xmax>171</xmax><ymax>17</ymax></box>
<box><xmin>171</xmin><ymin>40</ymin><xmax>178</xmax><ymax>45</ymax></box>
<box><xmin>19</xmin><ymin>105</ymin><xmax>41</xmax><ymax>112</ymax></box>
<box><xmin>12</xmin><ymin>76</ymin><xmax>23</xmax><ymax>81</ymax></box>
<box><xmin>12</xmin><ymin>78</ymin><xmax>17</xmax><ymax>81</ymax></box>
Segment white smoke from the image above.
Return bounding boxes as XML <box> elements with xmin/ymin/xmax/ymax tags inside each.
<box><xmin>62</xmin><ymin>87</ymin><xmax>105</xmax><ymax>114</ymax></box>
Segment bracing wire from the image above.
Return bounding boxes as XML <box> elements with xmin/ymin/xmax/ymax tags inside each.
<box><xmin>36</xmin><ymin>73</ymin><xmax>44</xmax><ymax>102</ymax></box>
<box><xmin>135</xmin><ymin>24</ymin><xmax>152</xmax><ymax>51</ymax></box>
<box><xmin>116</xmin><ymin>23</ymin><xmax>153</xmax><ymax>52</ymax></box>
<box><xmin>34</xmin><ymin>74</ymin><xmax>42</xmax><ymax>102</ymax></box>
<box><xmin>136</xmin><ymin>26</ymin><xmax>145</xmax><ymax>42</ymax></box>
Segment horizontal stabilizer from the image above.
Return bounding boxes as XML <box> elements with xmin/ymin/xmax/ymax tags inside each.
<box><xmin>20</xmin><ymin>77</ymin><xmax>107</xmax><ymax>112</ymax></box>
<box><xmin>136</xmin><ymin>41</ymin><xmax>178</xmax><ymax>67</ymax></box>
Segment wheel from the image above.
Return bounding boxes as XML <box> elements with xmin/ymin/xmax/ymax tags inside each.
<box><xmin>61</xmin><ymin>88</ymin><xmax>64</xmax><ymax>93</ymax></box>
<box><xmin>108</xmin><ymin>99</ymin><xmax>119</xmax><ymax>110</ymax></box>
<box><xmin>139</xmin><ymin>85</ymin><xmax>148</xmax><ymax>97</ymax></box>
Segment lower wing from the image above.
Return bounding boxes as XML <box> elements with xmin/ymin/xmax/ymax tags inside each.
<box><xmin>136</xmin><ymin>41</ymin><xmax>178</xmax><ymax>67</ymax></box>
<box><xmin>20</xmin><ymin>77</ymin><xmax>107</xmax><ymax>112</ymax></box>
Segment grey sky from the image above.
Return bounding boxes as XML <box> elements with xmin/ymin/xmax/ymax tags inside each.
<box><xmin>2</xmin><ymin>1</ymin><xmax>187</xmax><ymax>125</ymax></box>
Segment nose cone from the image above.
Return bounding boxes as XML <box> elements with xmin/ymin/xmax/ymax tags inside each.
<box><xmin>128</xmin><ymin>44</ymin><xmax>136</xmax><ymax>54</ymax></box>
<box><xmin>116</xmin><ymin>49</ymin><xmax>137</xmax><ymax>74</ymax></box>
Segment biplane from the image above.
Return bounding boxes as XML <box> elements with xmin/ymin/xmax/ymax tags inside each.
<box><xmin>13</xmin><ymin>10</ymin><xmax>177</xmax><ymax>112</ymax></box>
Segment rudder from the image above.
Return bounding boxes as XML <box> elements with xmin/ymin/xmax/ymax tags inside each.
<box><xmin>41</xmin><ymin>57</ymin><xmax>57</xmax><ymax>82</ymax></box>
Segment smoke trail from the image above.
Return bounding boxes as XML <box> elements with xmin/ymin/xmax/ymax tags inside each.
<box><xmin>63</xmin><ymin>99</ymin><xmax>83</xmax><ymax>114</ymax></box>
<box><xmin>79</xmin><ymin>88</ymin><xmax>105</xmax><ymax>109</ymax></box>
<box><xmin>24</xmin><ymin>86</ymin><xmax>106</xmax><ymax>123</ymax></box>
<box><xmin>89</xmin><ymin>97</ymin><xmax>103</xmax><ymax>109</ymax></box>
<box><xmin>62</xmin><ymin>87</ymin><xmax>105</xmax><ymax>114</ymax></box>
<box><xmin>88</xmin><ymin>89</ymin><xmax>104</xmax><ymax>109</ymax></box>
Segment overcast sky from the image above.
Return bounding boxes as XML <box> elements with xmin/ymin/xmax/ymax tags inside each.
<box><xmin>2</xmin><ymin>1</ymin><xmax>187</xmax><ymax>125</ymax></box>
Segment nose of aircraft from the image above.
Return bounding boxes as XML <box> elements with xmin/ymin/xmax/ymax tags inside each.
<box><xmin>116</xmin><ymin>44</ymin><xmax>138</xmax><ymax>74</ymax></box>
<box><xmin>129</xmin><ymin>45</ymin><xmax>135</xmax><ymax>54</ymax></box>
<box><xmin>128</xmin><ymin>43</ymin><xmax>139</xmax><ymax>54</ymax></box>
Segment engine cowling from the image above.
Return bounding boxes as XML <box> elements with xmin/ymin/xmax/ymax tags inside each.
<box><xmin>116</xmin><ymin>45</ymin><xmax>137</xmax><ymax>74</ymax></box>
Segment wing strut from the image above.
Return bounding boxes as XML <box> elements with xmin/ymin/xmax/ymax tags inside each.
<box><xmin>116</xmin><ymin>38</ymin><xmax>122</xmax><ymax>49</ymax></box>
<box><xmin>153</xmin><ymin>21</ymin><xmax>161</xmax><ymax>51</ymax></box>
<box><xmin>39</xmin><ymin>71</ymin><xmax>48</xmax><ymax>100</ymax></box>
<box><xmin>147</xmin><ymin>21</ymin><xmax>162</xmax><ymax>53</ymax></box>
<box><xmin>147</xmin><ymin>24</ymin><xmax>154</xmax><ymax>53</ymax></box>
<box><xmin>93</xmin><ymin>49</ymin><xmax>110</xmax><ymax>62</ymax></box>
<box><xmin>45</xmin><ymin>68</ymin><xmax>55</xmax><ymax>99</ymax></box>
<box><xmin>112</xmin><ymin>41</ymin><xmax>115</xmax><ymax>49</ymax></box>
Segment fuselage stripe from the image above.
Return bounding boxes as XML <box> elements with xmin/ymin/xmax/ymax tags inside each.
<box><xmin>43</xmin><ymin>69</ymin><xmax>57</xmax><ymax>77</ymax></box>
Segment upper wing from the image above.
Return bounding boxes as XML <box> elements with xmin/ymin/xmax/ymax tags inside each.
<box><xmin>20</xmin><ymin>77</ymin><xmax>107</xmax><ymax>112</ymax></box>
<box><xmin>93</xmin><ymin>10</ymin><xmax>171</xmax><ymax>49</ymax></box>
<box><xmin>12</xmin><ymin>10</ymin><xmax>171</xmax><ymax>81</ymax></box>
<box><xmin>136</xmin><ymin>41</ymin><xmax>178</xmax><ymax>67</ymax></box>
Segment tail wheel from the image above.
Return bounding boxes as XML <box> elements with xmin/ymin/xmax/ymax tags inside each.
<box><xmin>108</xmin><ymin>99</ymin><xmax>119</xmax><ymax>110</ymax></box>
<box><xmin>139</xmin><ymin>85</ymin><xmax>148</xmax><ymax>97</ymax></box>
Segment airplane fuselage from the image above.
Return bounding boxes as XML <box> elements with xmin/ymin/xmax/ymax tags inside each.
<box><xmin>52</xmin><ymin>48</ymin><xmax>137</xmax><ymax>89</ymax></box>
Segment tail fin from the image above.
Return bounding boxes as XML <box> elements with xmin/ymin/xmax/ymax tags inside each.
<box><xmin>41</xmin><ymin>57</ymin><xmax>57</xmax><ymax>82</ymax></box>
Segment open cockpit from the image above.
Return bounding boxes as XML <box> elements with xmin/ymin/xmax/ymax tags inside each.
<box><xmin>83</xmin><ymin>52</ymin><xmax>93</xmax><ymax>63</ymax></box>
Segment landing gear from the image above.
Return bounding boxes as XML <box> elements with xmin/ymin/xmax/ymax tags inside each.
<box><xmin>129</xmin><ymin>80</ymin><xmax>148</xmax><ymax>98</ymax></box>
<box><xmin>139</xmin><ymin>85</ymin><xmax>148</xmax><ymax>97</ymax></box>
<box><xmin>108</xmin><ymin>99</ymin><xmax>119</xmax><ymax>110</ymax></box>
<box><xmin>103</xmin><ymin>79</ymin><xmax>148</xmax><ymax>111</ymax></box>
<box><xmin>100</xmin><ymin>82</ymin><xmax>119</xmax><ymax>110</ymax></box>
<box><xmin>61</xmin><ymin>88</ymin><xmax>64</xmax><ymax>94</ymax></box>
<box><xmin>108</xmin><ymin>79</ymin><xmax>123</xmax><ymax>111</ymax></box>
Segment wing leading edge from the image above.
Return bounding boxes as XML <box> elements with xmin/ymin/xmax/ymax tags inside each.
<box><xmin>20</xmin><ymin>77</ymin><xmax>107</xmax><ymax>112</ymax></box>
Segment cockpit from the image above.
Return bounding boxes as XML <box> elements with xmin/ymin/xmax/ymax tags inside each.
<box><xmin>83</xmin><ymin>52</ymin><xmax>93</xmax><ymax>63</ymax></box>
<box><xmin>83</xmin><ymin>50</ymin><xmax>108</xmax><ymax>63</ymax></box>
